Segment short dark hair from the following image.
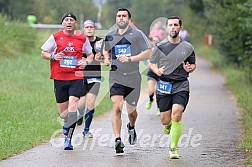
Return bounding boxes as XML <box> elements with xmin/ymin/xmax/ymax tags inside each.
<box><xmin>117</xmin><ymin>8</ymin><xmax>131</xmax><ymax>18</ymax></box>
<box><xmin>166</xmin><ymin>16</ymin><xmax>182</xmax><ymax>26</ymax></box>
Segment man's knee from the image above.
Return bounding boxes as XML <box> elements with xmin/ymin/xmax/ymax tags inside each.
<box><xmin>172</xmin><ymin>104</ymin><xmax>184</xmax><ymax>121</ymax></box>
<box><xmin>160</xmin><ymin>111</ymin><xmax>171</xmax><ymax>125</ymax></box>
<box><xmin>172</xmin><ymin>110</ymin><xmax>183</xmax><ymax>121</ymax></box>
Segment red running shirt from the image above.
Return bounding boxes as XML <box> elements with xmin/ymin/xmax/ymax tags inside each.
<box><xmin>41</xmin><ymin>30</ymin><xmax>92</xmax><ymax>80</ymax></box>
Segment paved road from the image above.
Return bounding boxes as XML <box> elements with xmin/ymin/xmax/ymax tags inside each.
<box><xmin>0</xmin><ymin>57</ymin><xmax>246</xmax><ymax>167</ymax></box>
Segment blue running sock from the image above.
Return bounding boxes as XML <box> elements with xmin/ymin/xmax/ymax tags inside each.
<box><xmin>84</xmin><ymin>109</ymin><xmax>94</xmax><ymax>132</ymax></box>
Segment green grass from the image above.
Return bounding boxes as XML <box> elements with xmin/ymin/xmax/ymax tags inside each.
<box><xmin>196</xmin><ymin>45</ymin><xmax>252</xmax><ymax>165</ymax></box>
<box><xmin>0</xmin><ymin>15</ymin><xmax>37</xmax><ymax>56</ymax></box>
<box><xmin>0</xmin><ymin>49</ymin><xmax>115</xmax><ymax>160</ymax></box>
<box><xmin>0</xmin><ymin>53</ymin><xmax>58</xmax><ymax>159</ymax></box>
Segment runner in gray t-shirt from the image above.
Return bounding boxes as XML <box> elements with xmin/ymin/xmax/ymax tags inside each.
<box><xmin>103</xmin><ymin>8</ymin><xmax>151</xmax><ymax>154</ymax></box>
<box><xmin>149</xmin><ymin>16</ymin><xmax>196</xmax><ymax>159</ymax></box>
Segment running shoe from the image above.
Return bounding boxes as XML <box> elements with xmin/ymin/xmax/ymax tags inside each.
<box><xmin>145</xmin><ymin>100</ymin><xmax>152</xmax><ymax>109</ymax></box>
<box><xmin>115</xmin><ymin>139</ymin><xmax>125</xmax><ymax>154</ymax></box>
<box><xmin>163</xmin><ymin>123</ymin><xmax>171</xmax><ymax>134</ymax></box>
<box><xmin>83</xmin><ymin>131</ymin><xmax>93</xmax><ymax>138</ymax></box>
<box><xmin>169</xmin><ymin>148</ymin><xmax>179</xmax><ymax>159</ymax></box>
<box><xmin>64</xmin><ymin>137</ymin><xmax>73</xmax><ymax>150</ymax></box>
<box><xmin>127</xmin><ymin>123</ymin><xmax>137</xmax><ymax>145</ymax></box>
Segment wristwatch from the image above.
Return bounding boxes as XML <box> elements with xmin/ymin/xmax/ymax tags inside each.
<box><xmin>50</xmin><ymin>53</ymin><xmax>55</xmax><ymax>60</ymax></box>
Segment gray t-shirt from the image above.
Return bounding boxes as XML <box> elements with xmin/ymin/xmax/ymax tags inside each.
<box><xmin>104</xmin><ymin>26</ymin><xmax>151</xmax><ymax>87</ymax></box>
<box><xmin>150</xmin><ymin>40</ymin><xmax>196</xmax><ymax>94</ymax></box>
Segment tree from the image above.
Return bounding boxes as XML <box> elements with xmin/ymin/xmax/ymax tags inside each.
<box><xmin>101</xmin><ymin>0</ymin><xmax>132</xmax><ymax>29</ymax></box>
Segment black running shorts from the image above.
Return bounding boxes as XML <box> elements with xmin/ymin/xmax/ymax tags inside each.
<box><xmin>156</xmin><ymin>91</ymin><xmax>189</xmax><ymax>112</ymax></box>
<box><xmin>110</xmin><ymin>83</ymin><xmax>140</xmax><ymax>106</ymax></box>
<box><xmin>54</xmin><ymin>79</ymin><xmax>84</xmax><ymax>103</ymax></box>
<box><xmin>82</xmin><ymin>81</ymin><xmax>101</xmax><ymax>96</ymax></box>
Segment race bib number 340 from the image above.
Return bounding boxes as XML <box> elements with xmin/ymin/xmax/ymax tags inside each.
<box><xmin>60</xmin><ymin>56</ymin><xmax>77</xmax><ymax>68</ymax></box>
<box><xmin>114</xmin><ymin>44</ymin><xmax>131</xmax><ymax>57</ymax></box>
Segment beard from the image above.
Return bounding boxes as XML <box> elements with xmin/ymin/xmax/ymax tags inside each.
<box><xmin>169</xmin><ymin>31</ymin><xmax>179</xmax><ymax>38</ymax></box>
<box><xmin>117</xmin><ymin>20</ymin><xmax>129</xmax><ymax>29</ymax></box>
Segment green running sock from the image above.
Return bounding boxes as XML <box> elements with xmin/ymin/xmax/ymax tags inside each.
<box><xmin>170</xmin><ymin>121</ymin><xmax>182</xmax><ymax>148</ymax></box>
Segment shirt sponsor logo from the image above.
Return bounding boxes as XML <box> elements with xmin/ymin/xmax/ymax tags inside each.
<box><xmin>63</xmin><ymin>42</ymin><xmax>75</xmax><ymax>52</ymax></box>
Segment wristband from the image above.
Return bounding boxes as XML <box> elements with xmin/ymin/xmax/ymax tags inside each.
<box><xmin>128</xmin><ymin>57</ymin><xmax>131</xmax><ymax>63</ymax></box>
<box><xmin>50</xmin><ymin>53</ymin><xmax>55</xmax><ymax>60</ymax></box>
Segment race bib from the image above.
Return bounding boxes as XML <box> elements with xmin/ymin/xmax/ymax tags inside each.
<box><xmin>114</xmin><ymin>44</ymin><xmax>131</xmax><ymax>57</ymax></box>
<box><xmin>60</xmin><ymin>56</ymin><xmax>77</xmax><ymax>68</ymax></box>
<box><xmin>157</xmin><ymin>80</ymin><xmax>172</xmax><ymax>94</ymax></box>
<box><xmin>87</xmin><ymin>78</ymin><xmax>101</xmax><ymax>84</ymax></box>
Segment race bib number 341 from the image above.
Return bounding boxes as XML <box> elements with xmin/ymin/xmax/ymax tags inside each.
<box><xmin>114</xmin><ymin>44</ymin><xmax>131</xmax><ymax>57</ymax></box>
<box><xmin>157</xmin><ymin>80</ymin><xmax>172</xmax><ymax>94</ymax></box>
<box><xmin>60</xmin><ymin>56</ymin><xmax>77</xmax><ymax>68</ymax></box>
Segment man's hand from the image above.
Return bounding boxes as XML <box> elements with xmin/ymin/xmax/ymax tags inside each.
<box><xmin>94</xmin><ymin>52</ymin><xmax>102</xmax><ymax>61</ymax></box>
<box><xmin>53</xmin><ymin>51</ymin><xmax>64</xmax><ymax>60</ymax></box>
<box><xmin>183</xmin><ymin>62</ymin><xmax>192</xmax><ymax>73</ymax></box>
<box><xmin>103</xmin><ymin>58</ymin><xmax>111</xmax><ymax>66</ymax></box>
<box><xmin>155</xmin><ymin>66</ymin><xmax>165</xmax><ymax>76</ymax></box>
<box><xmin>117</xmin><ymin>55</ymin><xmax>129</xmax><ymax>63</ymax></box>
<box><xmin>77</xmin><ymin>58</ymin><xmax>88</xmax><ymax>69</ymax></box>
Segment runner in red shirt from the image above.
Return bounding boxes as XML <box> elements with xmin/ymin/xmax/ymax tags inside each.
<box><xmin>41</xmin><ymin>12</ymin><xmax>94</xmax><ymax>150</ymax></box>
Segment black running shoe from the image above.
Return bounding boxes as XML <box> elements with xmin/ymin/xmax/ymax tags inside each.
<box><xmin>127</xmin><ymin>123</ymin><xmax>137</xmax><ymax>145</ymax></box>
<box><xmin>115</xmin><ymin>139</ymin><xmax>125</xmax><ymax>154</ymax></box>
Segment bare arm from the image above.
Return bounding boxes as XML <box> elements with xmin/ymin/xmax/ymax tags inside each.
<box><xmin>41</xmin><ymin>50</ymin><xmax>51</xmax><ymax>60</ymax></box>
<box><xmin>149</xmin><ymin>63</ymin><xmax>164</xmax><ymax>76</ymax></box>
<box><xmin>131</xmin><ymin>48</ymin><xmax>151</xmax><ymax>62</ymax></box>
<box><xmin>77</xmin><ymin>52</ymin><xmax>94</xmax><ymax>69</ymax></box>
<box><xmin>41</xmin><ymin>50</ymin><xmax>64</xmax><ymax>60</ymax></box>
<box><xmin>86</xmin><ymin>52</ymin><xmax>94</xmax><ymax>65</ymax></box>
<box><xmin>117</xmin><ymin>48</ymin><xmax>151</xmax><ymax>63</ymax></box>
<box><xmin>102</xmin><ymin>49</ymin><xmax>111</xmax><ymax>65</ymax></box>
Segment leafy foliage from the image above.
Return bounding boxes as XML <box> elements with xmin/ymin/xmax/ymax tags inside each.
<box><xmin>202</xmin><ymin>0</ymin><xmax>252</xmax><ymax>80</ymax></box>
